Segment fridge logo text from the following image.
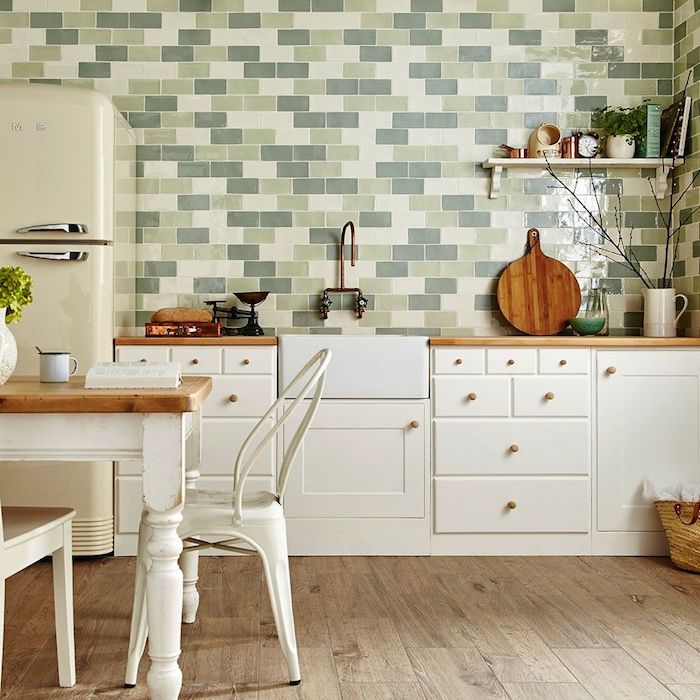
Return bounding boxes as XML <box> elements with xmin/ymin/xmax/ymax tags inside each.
<box><xmin>10</xmin><ymin>122</ymin><xmax>47</xmax><ymax>131</ymax></box>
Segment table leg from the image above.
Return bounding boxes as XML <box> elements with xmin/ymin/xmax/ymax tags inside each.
<box><xmin>142</xmin><ymin>414</ymin><xmax>186</xmax><ymax>700</ymax></box>
<box><xmin>182</xmin><ymin>408</ymin><xmax>202</xmax><ymax>624</ymax></box>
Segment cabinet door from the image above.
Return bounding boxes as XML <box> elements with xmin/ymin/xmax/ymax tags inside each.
<box><xmin>284</xmin><ymin>402</ymin><xmax>426</xmax><ymax>518</ymax></box>
<box><xmin>597</xmin><ymin>351</ymin><xmax>700</xmax><ymax>532</ymax></box>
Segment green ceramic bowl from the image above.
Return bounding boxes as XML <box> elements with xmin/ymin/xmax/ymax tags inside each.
<box><xmin>569</xmin><ymin>316</ymin><xmax>605</xmax><ymax>336</ymax></box>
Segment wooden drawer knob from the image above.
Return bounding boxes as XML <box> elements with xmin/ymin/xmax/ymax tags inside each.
<box><xmin>455</xmin><ymin>358</ymin><xmax>463</xmax><ymax>365</ymax></box>
<box><xmin>243</xmin><ymin>358</ymin><xmax>251</xmax><ymax>365</ymax></box>
<box><xmin>191</xmin><ymin>358</ymin><xmax>199</xmax><ymax>365</ymax></box>
<box><xmin>606</xmin><ymin>366</ymin><xmax>617</xmax><ymax>375</ymax></box>
<box><xmin>229</xmin><ymin>394</ymin><xmax>239</xmax><ymax>403</ymax></box>
<box><xmin>509</xmin><ymin>444</ymin><xmax>519</xmax><ymax>453</ymax></box>
<box><xmin>467</xmin><ymin>392</ymin><xmax>477</xmax><ymax>401</ymax></box>
<box><xmin>545</xmin><ymin>392</ymin><xmax>555</xmax><ymax>400</ymax></box>
<box><xmin>507</xmin><ymin>501</ymin><xmax>517</xmax><ymax>510</ymax></box>
<box><xmin>507</xmin><ymin>358</ymin><xmax>515</xmax><ymax>366</ymax></box>
<box><xmin>140</xmin><ymin>358</ymin><xmax>147</xmax><ymax>363</ymax></box>
<box><xmin>410</xmin><ymin>420</ymin><xmax>420</xmax><ymax>429</ymax></box>
<box><xmin>559</xmin><ymin>359</ymin><xmax>567</xmax><ymax>366</ymax></box>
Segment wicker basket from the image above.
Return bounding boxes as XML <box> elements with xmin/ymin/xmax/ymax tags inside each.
<box><xmin>655</xmin><ymin>500</ymin><xmax>700</xmax><ymax>573</ymax></box>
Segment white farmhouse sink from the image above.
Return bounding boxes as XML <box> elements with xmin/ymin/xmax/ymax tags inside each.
<box><xmin>278</xmin><ymin>335</ymin><xmax>429</xmax><ymax>399</ymax></box>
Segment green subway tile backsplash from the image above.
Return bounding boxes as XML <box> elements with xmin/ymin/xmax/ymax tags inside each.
<box><xmin>2</xmin><ymin>0</ymin><xmax>696</xmax><ymax>335</ymax></box>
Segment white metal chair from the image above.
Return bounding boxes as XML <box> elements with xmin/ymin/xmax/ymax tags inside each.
<box><xmin>0</xmin><ymin>502</ymin><xmax>76</xmax><ymax>691</ymax></box>
<box><xmin>125</xmin><ymin>348</ymin><xmax>331</xmax><ymax>687</ymax></box>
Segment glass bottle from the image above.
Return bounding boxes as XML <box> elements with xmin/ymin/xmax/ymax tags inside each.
<box><xmin>585</xmin><ymin>285</ymin><xmax>609</xmax><ymax>336</ymax></box>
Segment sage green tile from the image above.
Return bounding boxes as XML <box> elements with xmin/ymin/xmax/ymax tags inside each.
<box><xmin>13</xmin><ymin>62</ymin><xmax>45</xmax><ymax>78</ymax></box>
<box><xmin>559</xmin><ymin>13</ymin><xmax>592</xmax><ymax>28</ymax></box>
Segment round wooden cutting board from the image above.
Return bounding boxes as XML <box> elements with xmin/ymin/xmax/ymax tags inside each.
<box><xmin>496</xmin><ymin>228</ymin><xmax>581</xmax><ymax>336</ymax></box>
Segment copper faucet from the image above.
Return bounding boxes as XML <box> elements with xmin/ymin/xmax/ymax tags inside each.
<box><xmin>320</xmin><ymin>220</ymin><xmax>368</xmax><ymax>320</ymax></box>
<box><xmin>339</xmin><ymin>220</ymin><xmax>355</xmax><ymax>288</ymax></box>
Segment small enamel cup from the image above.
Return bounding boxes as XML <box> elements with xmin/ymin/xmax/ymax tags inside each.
<box><xmin>39</xmin><ymin>351</ymin><xmax>79</xmax><ymax>383</ymax></box>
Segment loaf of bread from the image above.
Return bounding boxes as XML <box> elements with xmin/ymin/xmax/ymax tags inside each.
<box><xmin>150</xmin><ymin>307</ymin><xmax>213</xmax><ymax>323</ymax></box>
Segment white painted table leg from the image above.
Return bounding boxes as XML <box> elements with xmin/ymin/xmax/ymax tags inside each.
<box><xmin>142</xmin><ymin>414</ymin><xmax>186</xmax><ymax>700</ymax></box>
<box><xmin>182</xmin><ymin>408</ymin><xmax>201</xmax><ymax>624</ymax></box>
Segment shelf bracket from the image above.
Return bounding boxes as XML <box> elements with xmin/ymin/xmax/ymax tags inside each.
<box><xmin>655</xmin><ymin>163</ymin><xmax>672</xmax><ymax>200</ymax></box>
<box><xmin>489</xmin><ymin>164</ymin><xmax>502</xmax><ymax>199</ymax></box>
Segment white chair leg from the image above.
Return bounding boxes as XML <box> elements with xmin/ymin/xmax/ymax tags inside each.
<box><xmin>52</xmin><ymin>522</ymin><xmax>76</xmax><ymax>687</ymax></box>
<box><xmin>180</xmin><ymin>547</ymin><xmax>200</xmax><ymax>624</ymax></box>
<box><xmin>255</xmin><ymin>524</ymin><xmax>301</xmax><ymax>685</ymax></box>
<box><xmin>125</xmin><ymin>514</ymin><xmax>151</xmax><ymax>687</ymax></box>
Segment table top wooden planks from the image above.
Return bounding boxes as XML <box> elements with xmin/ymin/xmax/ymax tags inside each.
<box><xmin>0</xmin><ymin>376</ymin><xmax>212</xmax><ymax>413</ymax></box>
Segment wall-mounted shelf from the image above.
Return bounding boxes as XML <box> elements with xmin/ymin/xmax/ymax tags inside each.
<box><xmin>481</xmin><ymin>157</ymin><xmax>684</xmax><ymax>200</ymax></box>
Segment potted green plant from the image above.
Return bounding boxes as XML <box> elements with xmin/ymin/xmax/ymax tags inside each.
<box><xmin>592</xmin><ymin>105</ymin><xmax>645</xmax><ymax>158</ymax></box>
<box><xmin>0</xmin><ymin>266</ymin><xmax>33</xmax><ymax>385</ymax></box>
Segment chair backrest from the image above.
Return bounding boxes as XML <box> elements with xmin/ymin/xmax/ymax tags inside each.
<box><xmin>231</xmin><ymin>348</ymin><xmax>331</xmax><ymax>524</ymax></box>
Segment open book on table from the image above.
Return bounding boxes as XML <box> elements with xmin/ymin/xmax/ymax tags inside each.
<box><xmin>85</xmin><ymin>362</ymin><xmax>182</xmax><ymax>389</ymax></box>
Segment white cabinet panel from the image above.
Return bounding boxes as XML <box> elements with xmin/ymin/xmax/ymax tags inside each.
<box><xmin>433</xmin><ymin>348</ymin><xmax>484</xmax><ymax>374</ymax></box>
<box><xmin>115</xmin><ymin>477</ymin><xmax>143</xmax><ymax>534</ymax></box>
<box><xmin>486</xmin><ymin>348</ymin><xmax>537</xmax><ymax>374</ymax></box>
<box><xmin>513</xmin><ymin>376</ymin><xmax>588</xmax><ymax>417</ymax></box>
<box><xmin>434</xmin><ymin>477</ymin><xmax>589</xmax><ymax>533</ymax></box>
<box><xmin>539</xmin><ymin>348</ymin><xmax>589</xmax><ymax>374</ymax></box>
<box><xmin>223</xmin><ymin>346</ymin><xmax>276</xmax><ymax>374</ymax></box>
<box><xmin>171</xmin><ymin>346</ymin><xmax>221</xmax><ymax>375</ymax></box>
<box><xmin>204</xmin><ymin>375</ymin><xmax>275</xmax><ymax>417</ymax></box>
<box><xmin>434</xmin><ymin>420</ymin><xmax>589</xmax><ymax>475</ymax></box>
<box><xmin>433</xmin><ymin>376</ymin><xmax>510</xmax><ymax>417</ymax></box>
<box><xmin>285</xmin><ymin>402</ymin><xmax>426</xmax><ymax>519</ymax></box>
<box><xmin>597</xmin><ymin>351</ymin><xmax>700</xmax><ymax>532</ymax></box>
<box><xmin>200</xmin><ymin>418</ymin><xmax>274</xmax><ymax>477</ymax></box>
<box><xmin>115</xmin><ymin>346</ymin><xmax>169</xmax><ymax>363</ymax></box>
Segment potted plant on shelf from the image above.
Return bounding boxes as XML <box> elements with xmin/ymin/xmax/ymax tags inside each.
<box><xmin>0</xmin><ymin>266</ymin><xmax>33</xmax><ymax>385</ymax></box>
<box><xmin>592</xmin><ymin>105</ymin><xmax>645</xmax><ymax>159</ymax></box>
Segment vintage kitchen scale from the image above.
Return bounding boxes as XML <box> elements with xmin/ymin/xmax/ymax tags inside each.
<box><xmin>205</xmin><ymin>291</ymin><xmax>269</xmax><ymax>336</ymax></box>
<box><xmin>145</xmin><ymin>292</ymin><xmax>270</xmax><ymax>337</ymax></box>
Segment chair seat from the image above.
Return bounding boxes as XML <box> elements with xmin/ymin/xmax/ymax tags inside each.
<box><xmin>2</xmin><ymin>507</ymin><xmax>75</xmax><ymax>548</ymax></box>
<box><xmin>181</xmin><ymin>490</ymin><xmax>283</xmax><ymax>535</ymax></box>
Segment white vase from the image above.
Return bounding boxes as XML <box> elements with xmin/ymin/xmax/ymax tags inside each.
<box><xmin>606</xmin><ymin>135</ymin><xmax>636</xmax><ymax>159</ymax></box>
<box><xmin>0</xmin><ymin>307</ymin><xmax>18</xmax><ymax>385</ymax></box>
<box><xmin>642</xmin><ymin>288</ymin><xmax>688</xmax><ymax>337</ymax></box>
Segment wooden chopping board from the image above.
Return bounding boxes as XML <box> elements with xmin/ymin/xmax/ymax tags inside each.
<box><xmin>496</xmin><ymin>228</ymin><xmax>581</xmax><ymax>335</ymax></box>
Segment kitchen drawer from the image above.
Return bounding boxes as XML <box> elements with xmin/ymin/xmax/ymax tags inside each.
<box><xmin>200</xmin><ymin>418</ymin><xmax>275</xmax><ymax>477</ymax></box>
<box><xmin>433</xmin><ymin>348</ymin><xmax>484</xmax><ymax>374</ymax></box>
<box><xmin>434</xmin><ymin>477</ymin><xmax>589</xmax><ymax>533</ymax></box>
<box><xmin>204</xmin><ymin>375</ymin><xmax>275</xmax><ymax>417</ymax></box>
<box><xmin>486</xmin><ymin>348</ymin><xmax>536</xmax><ymax>374</ymax></box>
<box><xmin>434</xmin><ymin>420</ymin><xmax>589</xmax><ymax>475</ymax></box>
<box><xmin>513</xmin><ymin>377</ymin><xmax>588</xmax><ymax>417</ymax></box>
<box><xmin>433</xmin><ymin>376</ymin><xmax>510</xmax><ymax>417</ymax></box>
<box><xmin>115</xmin><ymin>346</ymin><xmax>169</xmax><ymax>363</ymax></box>
<box><xmin>539</xmin><ymin>349</ymin><xmax>589</xmax><ymax>374</ymax></box>
<box><xmin>172</xmin><ymin>346</ymin><xmax>222</xmax><ymax>375</ymax></box>
<box><xmin>224</xmin><ymin>346</ymin><xmax>276</xmax><ymax>375</ymax></box>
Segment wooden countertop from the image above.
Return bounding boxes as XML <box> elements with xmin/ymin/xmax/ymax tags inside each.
<box><xmin>0</xmin><ymin>376</ymin><xmax>212</xmax><ymax>413</ymax></box>
<box><xmin>430</xmin><ymin>336</ymin><xmax>700</xmax><ymax>347</ymax></box>
<box><xmin>114</xmin><ymin>336</ymin><xmax>277</xmax><ymax>346</ymax></box>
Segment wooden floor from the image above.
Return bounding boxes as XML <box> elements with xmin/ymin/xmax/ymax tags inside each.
<box><xmin>3</xmin><ymin>555</ymin><xmax>700</xmax><ymax>699</ymax></box>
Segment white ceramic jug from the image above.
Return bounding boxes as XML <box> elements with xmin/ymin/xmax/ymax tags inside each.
<box><xmin>0</xmin><ymin>307</ymin><xmax>18</xmax><ymax>385</ymax></box>
<box><xmin>642</xmin><ymin>288</ymin><xmax>688</xmax><ymax>337</ymax></box>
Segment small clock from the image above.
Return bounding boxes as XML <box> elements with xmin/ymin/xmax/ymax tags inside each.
<box><xmin>576</xmin><ymin>132</ymin><xmax>599</xmax><ymax>158</ymax></box>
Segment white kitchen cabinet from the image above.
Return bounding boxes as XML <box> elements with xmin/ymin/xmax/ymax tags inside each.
<box><xmin>432</xmin><ymin>346</ymin><xmax>592</xmax><ymax>555</ymax></box>
<box><xmin>113</xmin><ymin>341</ymin><xmax>277</xmax><ymax>555</ymax></box>
<box><xmin>596</xmin><ymin>350</ymin><xmax>700</xmax><ymax>548</ymax></box>
<box><xmin>284</xmin><ymin>400</ymin><xmax>430</xmax><ymax>555</ymax></box>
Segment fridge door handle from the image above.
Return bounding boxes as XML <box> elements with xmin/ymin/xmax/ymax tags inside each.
<box><xmin>17</xmin><ymin>251</ymin><xmax>89</xmax><ymax>261</ymax></box>
<box><xmin>16</xmin><ymin>223</ymin><xmax>88</xmax><ymax>234</ymax></box>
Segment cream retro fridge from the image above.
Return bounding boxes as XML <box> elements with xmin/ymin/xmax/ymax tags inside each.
<box><xmin>0</xmin><ymin>84</ymin><xmax>135</xmax><ymax>554</ymax></box>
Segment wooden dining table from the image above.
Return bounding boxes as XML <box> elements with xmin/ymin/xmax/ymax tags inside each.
<box><xmin>0</xmin><ymin>375</ymin><xmax>212</xmax><ymax>700</ymax></box>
